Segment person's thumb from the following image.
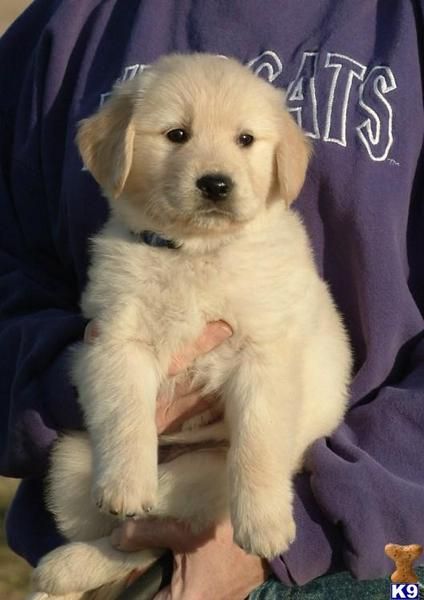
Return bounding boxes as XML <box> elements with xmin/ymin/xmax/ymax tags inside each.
<box><xmin>111</xmin><ymin>518</ymin><xmax>213</xmax><ymax>553</ymax></box>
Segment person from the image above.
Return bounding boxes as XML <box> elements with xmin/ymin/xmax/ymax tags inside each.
<box><xmin>0</xmin><ymin>1</ymin><xmax>423</xmax><ymax>598</ymax></box>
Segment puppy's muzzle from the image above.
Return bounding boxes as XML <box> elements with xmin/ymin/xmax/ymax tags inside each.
<box><xmin>196</xmin><ymin>173</ymin><xmax>234</xmax><ymax>201</ymax></box>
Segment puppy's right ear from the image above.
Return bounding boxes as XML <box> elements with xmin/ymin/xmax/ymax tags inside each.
<box><xmin>77</xmin><ymin>90</ymin><xmax>135</xmax><ymax>199</ymax></box>
<box><xmin>276</xmin><ymin>110</ymin><xmax>312</xmax><ymax>207</ymax></box>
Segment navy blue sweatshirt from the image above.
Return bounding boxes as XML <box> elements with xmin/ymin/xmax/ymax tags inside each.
<box><xmin>0</xmin><ymin>0</ymin><xmax>423</xmax><ymax>586</ymax></box>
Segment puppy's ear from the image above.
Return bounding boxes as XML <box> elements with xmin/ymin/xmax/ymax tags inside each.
<box><xmin>76</xmin><ymin>90</ymin><xmax>135</xmax><ymax>199</ymax></box>
<box><xmin>276</xmin><ymin>111</ymin><xmax>312</xmax><ymax>206</ymax></box>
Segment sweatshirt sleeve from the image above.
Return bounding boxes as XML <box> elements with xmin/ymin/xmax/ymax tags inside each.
<box><xmin>0</xmin><ymin>229</ymin><xmax>86</xmax><ymax>477</ymax></box>
<box><xmin>0</xmin><ymin>1</ymin><xmax>87</xmax><ymax>479</ymax></box>
<box><xmin>272</xmin><ymin>223</ymin><xmax>424</xmax><ymax>584</ymax></box>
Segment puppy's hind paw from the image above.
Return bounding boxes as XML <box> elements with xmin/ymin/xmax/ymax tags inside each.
<box><xmin>32</xmin><ymin>543</ymin><xmax>94</xmax><ymax>596</ymax></box>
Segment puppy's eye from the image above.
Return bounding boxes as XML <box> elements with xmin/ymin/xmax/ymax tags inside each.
<box><xmin>166</xmin><ymin>128</ymin><xmax>189</xmax><ymax>144</ymax></box>
<box><xmin>238</xmin><ymin>133</ymin><xmax>254</xmax><ymax>147</ymax></box>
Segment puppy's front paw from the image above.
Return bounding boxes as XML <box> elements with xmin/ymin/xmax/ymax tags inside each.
<box><xmin>93</xmin><ymin>466</ymin><xmax>158</xmax><ymax>518</ymax></box>
<box><xmin>231</xmin><ymin>488</ymin><xmax>296</xmax><ymax>559</ymax></box>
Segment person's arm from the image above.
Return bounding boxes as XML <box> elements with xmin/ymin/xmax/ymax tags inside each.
<box><xmin>0</xmin><ymin>248</ymin><xmax>86</xmax><ymax>478</ymax></box>
<box><xmin>0</xmin><ymin>1</ymin><xmax>88</xmax><ymax>480</ymax></box>
<box><xmin>0</xmin><ymin>0</ymin><xmax>121</xmax><ymax>477</ymax></box>
<box><xmin>0</xmin><ymin>1</ymin><xmax>110</xmax><ymax>567</ymax></box>
<box><xmin>271</xmin><ymin>334</ymin><xmax>424</xmax><ymax>584</ymax></box>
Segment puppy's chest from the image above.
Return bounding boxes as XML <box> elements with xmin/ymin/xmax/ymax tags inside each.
<box><xmin>88</xmin><ymin>234</ymin><xmax>296</xmax><ymax>347</ymax></box>
<box><xmin>137</xmin><ymin>251</ymin><xmax>269</xmax><ymax>390</ymax></box>
<box><xmin>135</xmin><ymin>249</ymin><xmax>278</xmax><ymax>337</ymax></box>
<box><xmin>136</xmin><ymin>253</ymin><xmax>243</xmax><ymax>328</ymax></box>
<box><xmin>159</xmin><ymin>255</ymin><xmax>278</xmax><ymax>316</ymax></box>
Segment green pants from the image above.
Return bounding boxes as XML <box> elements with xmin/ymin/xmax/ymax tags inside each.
<box><xmin>250</xmin><ymin>568</ymin><xmax>424</xmax><ymax>600</ymax></box>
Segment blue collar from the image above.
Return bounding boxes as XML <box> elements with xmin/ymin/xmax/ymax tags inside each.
<box><xmin>133</xmin><ymin>230</ymin><xmax>182</xmax><ymax>250</ymax></box>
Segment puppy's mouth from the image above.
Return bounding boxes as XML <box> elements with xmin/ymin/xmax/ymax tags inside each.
<box><xmin>166</xmin><ymin>203</ymin><xmax>247</xmax><ymax>237</ymax></box>
<box><xmin>197</xmin><ymin>206</ymin><xmax>235</xmax><ymax>218</ymax></box>
<box><xmin>193</xmin><ymin>204</ymin><xmax>251</xmax><ymax>228</ymax></box>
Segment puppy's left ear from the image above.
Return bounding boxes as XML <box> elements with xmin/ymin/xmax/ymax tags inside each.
<box><xmin>76</xmin><ymin>89</ymin><xmax>135</xmax><ymax>199</ymax></box>
<box><xmin>276</xmin><ymin>111</ymin><xmax>312</xmax><ymax>206</ymax></box>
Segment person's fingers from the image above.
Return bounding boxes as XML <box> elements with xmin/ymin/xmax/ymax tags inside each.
<box><xmin>156</xmin><ymin>389</ymin><xmax>221</xmax><ymax>434</ymax></box>
<box><xmin>168</xmin><ymin>321</ymin><xmax>232</xmax><ymax>376</ymax></box>
<box><xmin>111</xmin><ymin>518</ymin><xmax>214</xmax><ymax>553</ymax></box>
<box><xmin>83</xmin><ymin>320</ymin><xmax>99</xmax><ymax>343</ymax></box>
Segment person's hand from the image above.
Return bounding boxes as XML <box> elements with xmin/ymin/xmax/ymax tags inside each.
<box><xmin>84</xmin><ymin>319</ymin><xmax>232</xmax><ymax>434</ymax></box>
<box><xmin>111</xmin><ymin>518</ymin><xmax>269</xmax><ymax>600</ymax></box>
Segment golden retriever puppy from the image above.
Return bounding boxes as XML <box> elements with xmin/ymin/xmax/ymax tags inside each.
<box><xmin>29</xmin><ymin>53</ymin><xmax>351</xmax><ymax>599</ymax></box>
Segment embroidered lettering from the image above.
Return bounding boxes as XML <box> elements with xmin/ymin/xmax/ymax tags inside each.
<box><xmin>357</xmin><ymin>66</ymin><xmax>397</xmax><ymax>161</ymax></box>
<box><xmin>323</xmin><ymin>53</ymin><xmax>367</xmax><ymax>146</ymax></box>
<box><xmin>286</xmin><ymin>52</ymin><xmax>320</xmax><ymax>139</ymax></box>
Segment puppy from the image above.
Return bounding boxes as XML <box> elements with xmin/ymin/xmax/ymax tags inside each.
<box><xmin>29</xmin><ymin>53</ymin><xmax>351</xmax><ymax>599</ymax></box>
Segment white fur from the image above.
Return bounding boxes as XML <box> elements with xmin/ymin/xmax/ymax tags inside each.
<box><xmin>30</xmin><ymin>54</ymin><xmax>351</xmax><ymax>599</ymax></box>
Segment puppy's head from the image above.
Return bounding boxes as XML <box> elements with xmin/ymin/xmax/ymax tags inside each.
<box><xmin>77</xmin><ymin>54</ymin><xmax>311</xmax><ymax>238</ymax></box>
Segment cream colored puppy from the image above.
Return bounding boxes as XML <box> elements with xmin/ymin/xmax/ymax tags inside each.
<box><xmin>30</xmin><ymin>53</ymin><xmax>351</xmax><ymax>599</ymax></box>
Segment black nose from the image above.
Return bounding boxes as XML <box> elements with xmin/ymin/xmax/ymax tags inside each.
<box><xmin>196</xmin><ymin>174</ymin><xmax>233</xmax><ymax>201</ymax></box>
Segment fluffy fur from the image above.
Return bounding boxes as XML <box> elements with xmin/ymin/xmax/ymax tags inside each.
<box><xmin>29</xmin><ymin>54</ymin><xmax>351</xmax><ymax>600</ymax></box>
